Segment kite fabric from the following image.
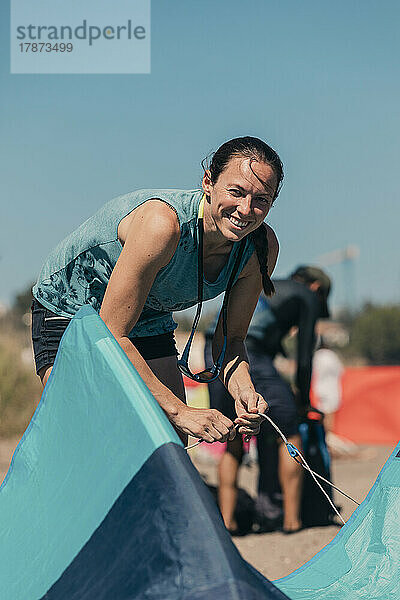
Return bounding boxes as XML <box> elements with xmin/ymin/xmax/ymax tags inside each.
<box><xmin>0</xmin><ymin>306</ymin><xmax>288</xmax><ymax>600</ymax></box>
<box><xmin>274</xmin><ymin>441</ymin><xmax>400</xmax><ymax>599</ymax></box>
<box><xmin>1</xmin><ymin>307</ymin><xmax>398</xmax><ymax>599</ymax></box>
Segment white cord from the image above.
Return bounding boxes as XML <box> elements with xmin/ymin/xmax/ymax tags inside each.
<box><xmin>185</xmin><ymin>412</ymin><xmax>355</xmax><ymax>523</ymax></box>
<box><xmin>294</xmin><ymin>446</ymin><xmax>346</xmax><ymax>525</ymax></box>
<box><xmin>184</xmin><ymin>423</ymin><xmax>240</xmax><ymax>450</ymax></box>
<box><xmin>260</xmin><ymin>415</ymin><xmax>359</xmax><ymax>506</ymax></box>
<box><xmin>184</xmin><ymin>439</ymin><xmax>203</xmax><ymax>451</ymax></box>
<box><xmin>259</xmin><ymin>414</ymin><xmax>346</xmax><ymax>524</ymax></box>
<box><xmin>260</xmin><ymin>414</ymin><xmax>289</xmax><ymax>444</ymax></box>
<box><xmin>296</xmin><ymin>462</ymin><xmax>360</xmax><ymax>506</ymax></box>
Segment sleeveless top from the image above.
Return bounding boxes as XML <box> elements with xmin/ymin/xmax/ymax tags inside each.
<box><xmin>32</xmin><ymin>189</ymin><xmax>256</xmax><ymax>338</ymax></box>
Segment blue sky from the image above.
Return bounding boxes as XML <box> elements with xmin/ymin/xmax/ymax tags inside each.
<box><xmin>1</xmin><ymin>0</ymin><xmax>399</xmax><ymax>312</ymax></box>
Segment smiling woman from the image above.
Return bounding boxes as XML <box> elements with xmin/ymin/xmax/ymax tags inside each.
<box><xmin>202</xmin><ymin>138</ymin><xmax>283</xmax><ymax>296</ymax></box>
<box><xmin>31</xmin><ymin>136</ymin><xmax>283</xmax><ymax>446</ymax></box>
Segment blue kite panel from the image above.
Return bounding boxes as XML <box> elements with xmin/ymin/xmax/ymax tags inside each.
<box><xmin>42</xmin><ymin>443</ymin><xmax>289</xmax><ymax>599</ymax></box>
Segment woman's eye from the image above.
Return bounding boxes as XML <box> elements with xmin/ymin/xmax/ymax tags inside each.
<box><xmin>256</xmin><ymin>196</ymin><xmax>272</xmax><ymax>204</ymax></box>
<box><xmin>229</xmin><ymin>189</ymin><xmax>241</xmax><ymax>197</ymax></box>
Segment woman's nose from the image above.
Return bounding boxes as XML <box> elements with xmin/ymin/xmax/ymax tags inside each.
<box><xmin>237</xmin><ymin>195</ymin><xmax>252</xmax><ymax>217</ymax></box>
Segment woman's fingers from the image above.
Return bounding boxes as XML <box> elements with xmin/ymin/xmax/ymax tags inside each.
<box><xmin>234</xmin><ymin>413</ymin><xmax>262</xmax><ymax>436</ymax></box>
<box><xmin>201</xmin><ymin>414</ymin><xmax>233</xmax><ymax>443</ymax></box>
<box><xmin>237</xmin><ymin>425</ymin><xmax>260</xmax><ymax>436</ymax></box>
<box><xmin>213</xmin><ymin>409</ymin><xmax>235</xmax><ymax>432</ymax></box>
<box><xmin>202</xmin><ymin>424</ymin><xmax>227</xmax><ymax>443</ymax></box>
<box><xmin>247</xmin><ymin>394</ymin><xmax>260</xmax><ymax>412</ymax></box>
<box><xmin>213</xmin><ymin>412</ymin><xmax>236</xmax><ymax>442</ymax></box>
<box><xmin>228</xmin><ymin>427</ymin><xmax>237</xmax><ymax>441</ymax></box>
<box><xmin>235</xmin><ymin>413</ymin><xmax>262</xmax><ymax>426</ymax></box>
<box><xmin>174</xmin><ymin>406</ymin><xmax>234</xmax><ymax>442</ymax></box>
<box><xmin>235</xmin><ymin>391</ymin><xmax>268</xmax><ymax>417</ymax></box>
<box><xmin>256</xmin><ymin>395</ymin><xmax>269</xmax><ymax>415</ymax></box>
<box><xmin>201</xmin><ymin>428</ymin><xmax>217</xmax><ymax>443</ymax></box>
<box><xmin>234</xmin><ymin>391</ymin><xmax>268</xmax><ymax>437</ymax></box>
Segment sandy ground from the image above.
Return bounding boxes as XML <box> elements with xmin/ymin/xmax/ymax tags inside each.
<box><xmin>0</xmin><ymin>436</ymin><xmax>393</xmax><ymax>583</ymax></box>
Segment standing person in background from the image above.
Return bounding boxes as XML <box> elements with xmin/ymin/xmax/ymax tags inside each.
<box><xmin>311</xmin><ymin>338</ymin><xmax>361</xmax><ymax>458</ymax></box>
<box><xmin>312</xmin><ymin>337</ymin><xmax>344</xmax><ymax>436</ymax></box>
<box><xmin>207</xmin><ymin>265</ymin><xmax>331</xmax><ymax>534</ymax></box>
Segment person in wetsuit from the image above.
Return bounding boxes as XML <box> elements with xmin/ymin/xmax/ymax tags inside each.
<box><xmin>206</xmin><ymin>265</ymin><xmax>331</xmax><ymax>533</ymax></box>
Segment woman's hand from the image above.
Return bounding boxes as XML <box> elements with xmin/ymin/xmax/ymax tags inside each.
<box><xmin>234</xmin><ymin>388</ymin><xmax>269</xmax><ymax>439</ymax></box>
<box><xmin>170</xmin><ymin>405</ymin><xmax>236</xmax><ymax>443</ymax></box>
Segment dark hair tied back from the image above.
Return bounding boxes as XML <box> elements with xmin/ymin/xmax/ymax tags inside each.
<box><xmin>250</xmin><ymin>226</ymin><xmax>275</xmax><ymax>296</ymax></box>
<box><xmin>203</xmin><ymin>136</ymin><xmax>283</xmax><ymax>296</ymax></box>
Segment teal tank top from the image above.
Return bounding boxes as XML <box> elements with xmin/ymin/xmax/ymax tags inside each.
<box><xmin>33</xmin><ymin>189</ymin><xmax>255</xmax><ymax>337</ymax></box>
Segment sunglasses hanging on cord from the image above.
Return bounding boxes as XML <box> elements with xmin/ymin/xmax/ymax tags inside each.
<box><xmin>177</xmin><ymin>195</ymin><xmax>246</xmax><ymax>383</ymax></box>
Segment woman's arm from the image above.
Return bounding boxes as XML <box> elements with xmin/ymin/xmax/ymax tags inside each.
<box><xmin>212</xmin><ymin>224</ymin><xmax>279</xmax><ymax>435</ymax></box>
<box><xmin>100</xmin><ymin>200</ymin><xmax>234</xmax><ymax>442</ymax></box>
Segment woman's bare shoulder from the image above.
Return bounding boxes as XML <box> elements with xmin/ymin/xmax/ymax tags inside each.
<box><xmin>118</xmin><ymin>199</ymin><xmax>180</xmax><ymax>247</ymax></box>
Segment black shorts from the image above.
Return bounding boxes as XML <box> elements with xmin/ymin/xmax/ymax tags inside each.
<box><xmin>31</xmin><ymin>299</ymin><xmax>178</xmax><ymax>375</ymax></box>
<box><xmin>205</xmin><ymin>337</ymin><xmax>299</xmax><ymax>438</ymax></box>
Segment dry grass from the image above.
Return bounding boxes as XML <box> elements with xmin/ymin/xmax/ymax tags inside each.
<box><xmin>0</xmin><ymin>318</ymin><xmax>41</xmax><ymax>438</ymax></box>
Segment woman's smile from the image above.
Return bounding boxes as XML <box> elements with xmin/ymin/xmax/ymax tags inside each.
<box><xmin>224</xmin><ymin>212</ymin><xmax>252</xmax><ymax>231</ymax></box>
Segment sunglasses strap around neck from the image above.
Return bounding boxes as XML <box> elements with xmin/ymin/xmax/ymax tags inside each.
<box><xmin>197</xmin><ymin>193</ymin><xmax>247</xmax><ymax>312</ymax></box>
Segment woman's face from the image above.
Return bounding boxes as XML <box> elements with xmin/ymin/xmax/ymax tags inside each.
<box><xmin>202</xmin><ymin>156</ymin><xmax>277</xmax><ymax>242</ymax></box>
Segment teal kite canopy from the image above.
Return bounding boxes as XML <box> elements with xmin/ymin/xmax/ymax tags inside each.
<box><xmin>276</xmin><ymin>442</ymin><xmax>400</xmax><ymax>598</ymax></box>
<box><xmin>0</xmin><ymin>305</ymin><xmax>398</xmax><ymax>599</ymax></box>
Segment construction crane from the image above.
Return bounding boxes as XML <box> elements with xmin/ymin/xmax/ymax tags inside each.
<box><xmin>316</xmin><ymin>245</ymin><xmax>360</xmax><ymax>311</ymax></box>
